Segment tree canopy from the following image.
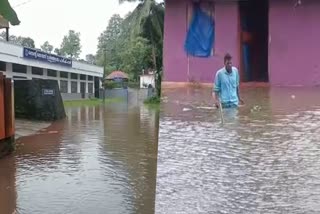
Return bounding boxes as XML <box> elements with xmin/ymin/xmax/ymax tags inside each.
<box><xmin>59</xmin><ymin>30</ymin><xmax>82</xmax><ymax>59</ymax></box>
<box><xmin>96</xmin><ymin>0</ymin><xmax>164</xmax><ymax>96</ymax></box>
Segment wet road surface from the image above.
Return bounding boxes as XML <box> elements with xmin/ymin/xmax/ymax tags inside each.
<box><xmin>0</xmin><ymin>102</ymin><xmax>159</xmax><ymax>214</ymax></box>
<box><xmin>156</xmin><ymin>86</ymin><xmax>320</xmax><ymax>214</ymax></box>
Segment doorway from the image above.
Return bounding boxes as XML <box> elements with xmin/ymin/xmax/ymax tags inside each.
<box><xmin>80</xmin><ymin>82</ymin><xmax>86</xmax><ymax>99</ymax></box>
<box><xmin>239</xmin><ymin>0</ymin><xmax>269</xmax><ymax>82</ymax></box>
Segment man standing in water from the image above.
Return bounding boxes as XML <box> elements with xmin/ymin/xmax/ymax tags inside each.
<box><xmin>213</xmin><ymin>53</ymin><xmax>243</xmax><ymax>108</ymax></box>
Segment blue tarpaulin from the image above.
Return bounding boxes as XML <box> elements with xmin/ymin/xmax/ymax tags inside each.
<box><xmin>184</xmin><ymin>4</ymin><xmax>215</xmax><ymax>58</ymax></box>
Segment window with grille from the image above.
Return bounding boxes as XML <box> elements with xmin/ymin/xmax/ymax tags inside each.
<box><xmin>13</xmin><ymin>63</ymin><xmax>27</xmax><ymax>73</ymax></box>
<box><xmin>71</xmin><ymin>73</ymin><xmax>78</xmax><ymax>79</ymax></box>
<box><xmin>60</xmin><ymin>80</ymin><xmax>68</xmax><ymax>93</ymax></box>
<box><xmin>0</xmin><ymin>61</ymin><xmax>6</xmax><ymax>71</ymax></box>
<box><xmin>32</xmin><ymin>67</ymin><xmax>43</xmax><ymax>75</ymax></box>
<box><xmin>48</xmin><ymin>69</ymin><xmax>57</xmax><ymax>77</ymax></box>
<box><xmin>60</xmin><ymin>71</ymin><xmax>68</xmax><ymax>78</ymax></box>
<box><xmin>88</xmin><ymin>83</ymin><xmax>93</xmax><ymax>93</ymax></box>
<box><xmin>71</xmin><ymin>81</ymin><xmax>78</xmax><ymax>93</ymax></box>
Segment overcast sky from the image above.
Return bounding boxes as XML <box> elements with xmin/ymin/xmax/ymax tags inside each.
<box><xmin>3</xmin><ymin>0</ymin><xmax>139</xmax><ymax>58</ymax></box>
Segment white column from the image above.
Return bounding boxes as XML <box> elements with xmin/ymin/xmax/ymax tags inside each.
<box><xmin>67</xmin><ymin>72</ymin><xmax>71</xmax><ymax>93</ymax></box>
<box><xmin>5</xmin><ymin>62</ymin><xmax>13</xmax><ymax>78</ymax></box>
<box><xmin>43</xmin><ymin>68</ymin><xmax>48</xmax><ymax>79</ymax></box>
<box><xmin>85</xmin><ymin>75</ymin><xmax>89</xmax><ymax>93</ymax></box>
<box><xmin>57</xmin><ymin>71</ymin><xmax>61</xmax><ymax>88</ymax></box>
<box><xmin>77</xmin><ymin>74</ymin><xmax>81</xmax><ymax>93</ymax></box>
<box><xmin>26</xmin><ymin>66</ymin><xmax>32</xmax><ymax>80</ymax></box>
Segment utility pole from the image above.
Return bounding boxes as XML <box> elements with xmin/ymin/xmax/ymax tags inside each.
<box><xmin>103</xmin><ymin>48</ymin><xmax>107</xmax><ymax>104</ymax></box>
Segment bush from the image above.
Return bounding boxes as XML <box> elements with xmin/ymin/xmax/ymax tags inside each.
<box><xmin>104</xmin><ymin>81</ymin><xmax>120</xmax><ymax>89</ymax></box>
<box><xmin>128</xmin><ymin>81</ymin><xmax>140</xmax><ymax>89</ymax></box>
<box><xmin>144</xmin><ymin>96</ymin><xmax>160</xmax><ymax>105</ymax></box>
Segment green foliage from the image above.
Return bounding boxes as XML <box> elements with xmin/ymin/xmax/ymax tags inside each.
<box><xmin>63</xmin><ymin>98</ymin><xmax>123</xmax><ymax>107</ymax></box>
<box><xmin>104</xmin><ymin>81</ymin><xmax>119</xmax><ymax>89</ymax></box>
<box><xmin>119</xmin><ymin>37</ymin><xmax>152</xmax><ymax>81</ymax></box>
<box><xmin>85</xmin><ymin>54</ymin><xmax>96</xmax><ymax>64</ymax></box>
<box><xmin>20</xmin><ymin>37</ymin><xmax>35</xmax><ymax>48</ymax></box>
<box><xmin>0</xmin><ymin>0</ymin><xmax>20</xmax><ymax>25</ymax></box>
<box><xmin>59</xmin><ymin>30</ymin><xmax>82</xmax><ymax>59</ymax></box>
<box><xmin>41</xmin><ymin>41</ymin><xmax>53</xmax><ymax>53</ymax></box>
<box><xmin>96</xmin><ymin>0</ymin><xmax>164</xmax><ymax>94</ymax></box>
<box><xmin>144</xmin><ymin>95</ymin><xmax>160</xmax><ymax>105</ymax></box>
<box><xmin>96</xmin><ymin>14</ymin><xmax>124</xmax><ymax>69</ymax></box>
<box><xmin>0</xmin><ymin>32</ymin><xmax>35</xmax><ymax>48</ymax></box>
<box><xmin>127</xmin><ymin>81</ymin><xmax>140</xmax><ymax>88</ymax></box>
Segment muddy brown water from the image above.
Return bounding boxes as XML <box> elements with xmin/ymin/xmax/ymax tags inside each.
<box><xmin>0</xmin><ymin>102</ymin><xmax>159</xmax><ymax>214</ymax></box>
<box><xmin>1</xmin><ymin>87</ymin><xmax>320</xmax><ymax>214</ymax></box>
<box><xmin>156</xmin><ymin>87</ymin><xmax>320</xmax><ymax>214</ymax></box>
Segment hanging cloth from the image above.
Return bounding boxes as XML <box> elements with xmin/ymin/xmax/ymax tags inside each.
<box><xmin>184</xmin><ymin>3</ymin><xmax>215</xmax><ymax>58</ymax></box>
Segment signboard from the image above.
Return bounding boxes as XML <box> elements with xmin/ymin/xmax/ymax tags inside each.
<box><xmin>23</xmin><ymin>47</ymin><xmax>72</xmax><ymax>67</ymax></box>
<box><xmin>42</xmin><ymin>89</ymin><xmax>55</xmax><ymax>96</ymax></box>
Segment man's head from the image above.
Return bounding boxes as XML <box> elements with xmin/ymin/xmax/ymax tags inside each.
<box><xmin>224</xmin><ymin>53</ymin><xmax>232</xmax><ymax>72</ymax></box>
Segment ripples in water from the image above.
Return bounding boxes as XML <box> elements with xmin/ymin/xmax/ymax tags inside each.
<box><xmin>0</xmin><ymin>103</ymin><xmax>159</xmax><ymax>214</ymax></box>
<box><xmin>156</xmin><ymin>87</ymin><xmax>320</xmax><ymax>214</ymax></box>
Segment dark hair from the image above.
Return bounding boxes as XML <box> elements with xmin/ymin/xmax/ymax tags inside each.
<box><xmin>224</xmin><ymin>53</ymin><xmax>232</xmax><ymax>62</ymax></box>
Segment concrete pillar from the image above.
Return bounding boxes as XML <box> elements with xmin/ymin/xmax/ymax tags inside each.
<box><xmin>26</xmin><ymin>66</ymin><xmax>32</xmax><ymax>80</ymax></box>
<box><xmin>85</xmin><ymin>75</ymin><xmax>89</xmax><ymax>93</ymax></box>
<box><xmin>67</xmin><ymin>72</ymin><xmax>71</xmax><ymax>93</ymax></box>
<box><xmin>57</xmin><ymin>71</ymin><xmax>61</xmax><ymax>88</ymax></box>
<box><xmin>77</xmin><ymin>74</ymin><xmax>81</xmax><ymax>93</ymax></box>
<box><xmin>43</xmin><ymin>68</ymin><xmax>48</xmax><ymax>79</ymax></box>
<box><xmin>5</xmin><ymin>63</ymin><xmax>13</xmax><ymax>78</ymax></box>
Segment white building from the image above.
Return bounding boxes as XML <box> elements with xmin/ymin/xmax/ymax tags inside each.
<box><xmin>0</xmin><ymin>40</ymin><xmax>103</xmax><ymax>100</ymax></box>
<box><xmin>140</xmin><ymin>73</ymin><xmax>155</xmax><ymax>89</ymax></box>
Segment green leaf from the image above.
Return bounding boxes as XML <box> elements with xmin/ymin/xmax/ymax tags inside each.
<box><xmin>0</xmin><ymin>0</ymin><xmax>20</xmax><ymax>25</ymax></box>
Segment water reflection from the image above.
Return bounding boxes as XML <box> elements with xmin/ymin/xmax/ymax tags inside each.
<box><xmin>0</xmin><ymin>102</ymin><xmax>159</xmax><ymax>214</ymax></box>
<box><xmin>156</xmin><ymin>86</ymin><xmax>320</xmax><ymax>214</ymax></box>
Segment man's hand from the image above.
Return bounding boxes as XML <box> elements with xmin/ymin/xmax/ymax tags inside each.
<box><xmin>212</xmin><ymin>92</ymin><xmax>220</xmax><ymax>108</ymax></box>
<box><xmin>239</xmin><ymin>98</ymin><xmax>245</xmax><ymax>106</ymax></box>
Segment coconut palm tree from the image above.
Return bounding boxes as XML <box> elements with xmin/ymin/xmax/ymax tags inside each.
<box><xmin>120</xmin><ymin>0</ymin><xmax>164</xmax><ymax>98</ymax></box>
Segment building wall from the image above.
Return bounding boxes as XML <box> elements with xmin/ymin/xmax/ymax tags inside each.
<box><xmin>140</xmin><ymin>75</ymin><xmax>155</xmax><ymax>88</ymax></box>
<box><xmin>163</xmin><ymin>0</ymin><xmax>240</xmax><ymax>84</ymax></box>
<box><xmin>0</xmin><ymin>41</ymin><xmax>103</xmax><ymax>77</ymax></box>
<box><xmin>269</xmin><ymin>0</ymin><xmax>320</xmax><ymax>86</ymax></box>
<box><xmin>2</xmin><ymin>63</ymin><xmax>95</xmax><ymax>95</ymax></box>
<box><xmin>0</xmin><ymin>41</ymin><xmax>103</xmax><ymax>99</ymax></box>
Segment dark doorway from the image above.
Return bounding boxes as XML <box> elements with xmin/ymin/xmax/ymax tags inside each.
<box><xmin>239</xmin><ymin>0</ymin><xmax>269</xmax><ymax>82</ymax></box>
<box><xmin>80</xmin><ymin>82</ymin><xmax>86</xmax><ymax>99</ymax></box>
<box><xmin>94</xmin><ymin>77</ymin><xmax>100</xmax><ymax>98</ymax></box>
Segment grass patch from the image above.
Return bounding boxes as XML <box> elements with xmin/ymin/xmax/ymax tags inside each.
<box><xmin>144</xmin><ymin>96</ymin><xmax>161</xmax><ymax>106</ymax></box>
<box><xmin>63</xmin><ymin>98</ymin><xmax>123</xmax><ymax>107</ymax></box>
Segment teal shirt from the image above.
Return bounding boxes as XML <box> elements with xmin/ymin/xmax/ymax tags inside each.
<box><xmin>213</xmin><ymin>67</ymin><xmax>240</xmax><ymax>106</ymax></box>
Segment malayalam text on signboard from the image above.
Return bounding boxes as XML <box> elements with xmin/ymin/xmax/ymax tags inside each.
<box><xmin>23</xmin><ymin>47</ymin><xmax>72</xmax><ymax>67</ymax></box>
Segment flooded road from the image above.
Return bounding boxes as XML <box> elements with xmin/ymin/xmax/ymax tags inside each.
<box><xmin>0</xmin><ymin>102</ymin><xmax>159</xmax><ymax>214</ymax></box>
<box><xmin>156</xmin><ymin>86</ymin><xmax>320</xmax><ymax>214</ymax></box>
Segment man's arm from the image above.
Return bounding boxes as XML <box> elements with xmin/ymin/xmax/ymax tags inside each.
<box><xmin>236</xmin><ymin>69</ymin><xmax>244</xmax><ymax>105</ymax></box>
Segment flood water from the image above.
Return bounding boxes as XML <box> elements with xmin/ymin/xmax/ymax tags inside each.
<box><xmin>156</xmin><ymin>86</ymin><xmax>320</xmax><ymax>214</ymax></box>
<box><xmin>1</xmin><ymin>86</ymin><xmax>320</xmax><ymax>214</ymax></box>
<box><xmin>0</xmin><ymin>102</ymin><xmax>159</xmax><ymax>214</ymax></box>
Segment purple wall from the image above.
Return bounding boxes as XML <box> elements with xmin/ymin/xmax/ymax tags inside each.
<box><xmin>269</xmin><ymin>0</ymin><xmax>320</xmax><ymax>86</ymax></box>
<box><xmin>163</xmin><ymin>0</ymin><xmax>240</xmax><ymax>83</ymax></box>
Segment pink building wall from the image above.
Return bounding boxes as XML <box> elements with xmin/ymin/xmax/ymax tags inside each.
<box><xmin>164</xmin><ymin>0</ymin><xmax>320</xmax><ymax>87</ymax></box>
<box><xmin>163</xmin><ymin>0</ymin><xmax>240</xmax><ymax>84</ymax></box>
<box><xmin>268</xmin><ymin>0</ymin><xmax>320</xmax><ymax>86</ymax></box>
